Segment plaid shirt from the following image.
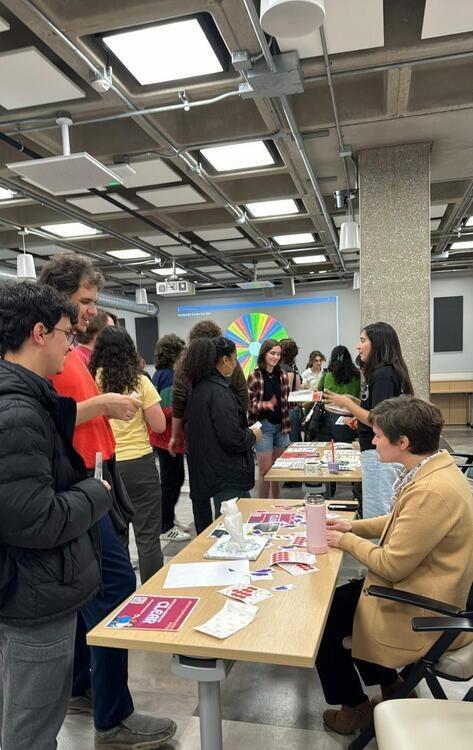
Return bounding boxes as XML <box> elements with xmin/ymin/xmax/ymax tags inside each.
<box><xmin>247</xmin><ymin>367</ymin><xmax>291</xmax><ymax>434</ymax></box>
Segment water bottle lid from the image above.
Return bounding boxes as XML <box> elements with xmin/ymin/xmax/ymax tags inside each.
<box><xmin>305</xmin><ymin>493</ymin><xmax>325</xmax><ymax>505</ymax></box>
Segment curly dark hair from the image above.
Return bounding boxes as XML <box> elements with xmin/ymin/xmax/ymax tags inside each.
<box><xmin>280</xmin><ymin>338</ymin><xmax>299</xmax><ymax>364</ymax></box>
<box><xmin>0</xmin><ymin>281</ymin><xmax>77</xmax><ymax>357</ymax></box>
<box><xmin>181</xmin><ymin>336</ymin><xmax>236</xmax><ymax>386</ymax></box>
<box><xmin>188</xmin><ymin>320</ymin><xmax>222</xmax><ymax>340</ymax></box>
<box><xmin>327</xmin><ymin>345</ymin><xmax>359</xmax><ymax>385</ymax></box>
<box><xmin>257</xmin><ymin>339</ymin><xmax>282</xmax><ymax>370</ymax></box>
<box><xmin>89</xmin><ymin>326</ymin><xmax>140</xmax><ymax>394</ymax></box>
<box><xmin>39</xmin><ymin>253</ymin><xmax>104</xmax><ymax>295</ymax></box>
<box><xmin>154</xmin><ymin>333</ymin><xmax>185</xmax><ymax>369</ymax></box>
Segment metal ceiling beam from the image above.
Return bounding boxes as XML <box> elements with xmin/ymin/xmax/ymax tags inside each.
<box><xmin>241</xmin><ymin>0</ymin><xmax>346</xmax><ymax>273</ymax></box>
<box><xmin>433</xmin><ymin>180</ymin><xmax>473</xmax><ymax>256</ymax></box>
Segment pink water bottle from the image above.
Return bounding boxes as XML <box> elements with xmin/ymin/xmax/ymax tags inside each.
<box><xmin>306</xmin><ymin>493</ymin><xmax>327</xmax><ymax>554</ymax></box>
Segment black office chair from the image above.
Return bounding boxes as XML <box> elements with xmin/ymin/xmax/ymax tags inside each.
<box><xmin>348</xmin><ymin>584</ymin><xmax>473</xmax><ymax>750</ymax></box>
<box><xmin>449</xmin><ymin>452</ymin><xmax>473</xmax><ymax>473</ymax></box>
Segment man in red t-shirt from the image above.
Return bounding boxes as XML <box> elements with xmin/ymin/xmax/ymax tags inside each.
<box><xmin>39</xmin><ymin>255</ymin><xmax>176</xmax><ymax>749</ymax></box>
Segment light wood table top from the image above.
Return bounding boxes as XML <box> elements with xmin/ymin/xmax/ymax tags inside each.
<box><xmin>87</xmin><ymin>499</ymin><xmax>352</xmax><ymax>668</ymax></box>
<box><xmin>265</xmin><ymin>442</ymin><xmax>361</xmax><ymax>484</ymax></box>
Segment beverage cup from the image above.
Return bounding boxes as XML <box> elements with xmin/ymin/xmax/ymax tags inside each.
<box><xmin>327</xmin><ymin>461</ymin><xmax>340</xmax><ymax>473</ymax></box>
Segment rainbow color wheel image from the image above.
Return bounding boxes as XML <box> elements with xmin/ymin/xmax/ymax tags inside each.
<box><xmin>225</xmin><ymin>313</ymin><xmax>288</xmax><ymax>378</ymax></box>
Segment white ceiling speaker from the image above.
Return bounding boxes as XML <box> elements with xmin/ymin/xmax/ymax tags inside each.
<box><xmin>352</xmin><ymin>271</ymin><xmax>360</xmax><ymax>290</ymax></box>
<box><xmin>340</xmin><ymin>220</ymin><xmax>361</xmax><ymax>252</ymax></box>
<box><xmin>135</xmin><ymin>288</ymin><xmax>148</xmax><ymax>305</ymax></box>
<box><xmin>260</xmin><ymin>0</ymin><xmax>325</xmax><ymax>38</ymax></box>
<box><xmin>17</xmin><ymin>253</ymin><xmax>37</xmax><ymax>281</ymax></box>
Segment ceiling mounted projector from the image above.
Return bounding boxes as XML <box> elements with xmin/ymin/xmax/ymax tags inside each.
<box><xmin>6</xmin><ymin>117</ymin><xmax>124</xmax><ymax>195</ymax></box>
<box><xmin>237</xmin><ymin>261</ymin><xmax>274</xmax><ymax>290</ymax></box>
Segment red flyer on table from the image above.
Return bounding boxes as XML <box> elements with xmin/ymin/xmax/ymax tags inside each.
<box><xmin>106</xmin><ymin>595</ymin><xmax>199</xmax><ymax>631</ymax></box>
<box><xmin>247</xmin><ymin>512</ymin><xmax>294</xmax><ymax>524</ymax></box>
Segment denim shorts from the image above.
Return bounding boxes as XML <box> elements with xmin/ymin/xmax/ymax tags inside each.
<box><xmin>255</xmin><ymin>419</ymin><xmax>290</xmax><ymax>452</ymax></box>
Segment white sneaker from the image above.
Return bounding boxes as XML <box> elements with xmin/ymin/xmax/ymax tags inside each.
<box><xmin>160</xmin><ymin>526</ymin><xmax>191</xmax><ymax>542</ymax></box>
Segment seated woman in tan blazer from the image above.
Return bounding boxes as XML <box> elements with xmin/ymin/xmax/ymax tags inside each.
<box><xmin>316</xmin><ymin>395</ymin><xmax>473</xmax><ymax>735</ymax></box>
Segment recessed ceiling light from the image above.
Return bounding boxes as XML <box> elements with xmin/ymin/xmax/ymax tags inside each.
<box><xmin>0</xmin><ymin>17</ymin><xmax>10</xmax><ymax>32</ymax></box>
<box><xmin>465</xmin><ymin>217</ymin><xmax>473</xmax><ymax>226</ymax></box>
<box><xmin>102</xmin><ymin>18</ymin><xmax>223</xmax><ymax>85</ymax></box>
<box><xmin>106</xmin><ymin>249</ymin><xmax>151</xmax><ymax>259</ymax></box>
<box><xmin>152</xmin><ymin>267</ymin><xmax>187</xmax><ymax>276</ymax></box>
<box><xmin>292</xmin><ymin>254</ymin><xmax>325</xmax><ymax>264</ymax></box>
<box><xmin>41</xmin><ymin>222</ymin><xmax>99</xmax><ymax>238</ymax></box>
<box><xmin>273</xmin><ymin>232</ymin><xmax>314</xmax><ymax>245</ymax></box>
<box><xmin>245</xmin><ymin>199</ymin><xmax>299</xmax><ymax>218</ymax></box>
<box><xmin>200</xmin><ymin>140</ymin><xmax>275</xmax><ymax>172</ymax></box>
<box><xmin>450</xmin><ymin>241</ymin><xmax>473</xmax><ymax>250</ymax></box>
<box><xmin>0</xmin><ymin>187</ymin><xmax>15</xmax><ymax>200</ymax></box>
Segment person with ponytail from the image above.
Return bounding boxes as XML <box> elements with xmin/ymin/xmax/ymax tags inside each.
<box><xmin>325</xmin><ymin>322</ymin><xmax>413</xmax><ymax>518</ymax></box>
<box><xmin>182</xmin><ymin>336</ymin><xmax>262</xmax><ymax>534</ymax></box>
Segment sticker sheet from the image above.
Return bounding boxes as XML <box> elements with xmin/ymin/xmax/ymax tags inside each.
<box><xmin>194</xmin><ymin>600</ymin><xmax>258</xmax><ymax>639</ymax></box>
<box><xmin>219</xmin><ymin>584</ymin><xmax>273</xmax><ymax>606</ymax></box>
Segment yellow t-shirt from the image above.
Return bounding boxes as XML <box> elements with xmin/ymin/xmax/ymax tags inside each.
<box><xmin>96</xmin><ymin>372</ymin><xmax>161</xmax><ymax>462</ymax></box>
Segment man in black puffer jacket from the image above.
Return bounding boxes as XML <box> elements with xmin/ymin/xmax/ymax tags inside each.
<box><xmin>0</xmin><ymin>282</ymin><xmax>112</xmax><ymax>750</ymax></box>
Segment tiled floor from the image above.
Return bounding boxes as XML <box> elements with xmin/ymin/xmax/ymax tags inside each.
<box><xmin>58</xmin><ymin>427</ymin><xmax>473</xmax><ymax>749</ymax></box>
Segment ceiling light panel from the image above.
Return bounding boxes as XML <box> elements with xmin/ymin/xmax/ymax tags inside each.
<box><xmin>0</xmin><ymin>187</ymin><xmax>15</xmax><ymax>200</ymax></box>
<box><xmin>212</xmin><ymin>239</ymin><xmax>255</xmax><ymax>251</ymax></box>
<box><xmin>106</xmin><ymin>249</ymin><xmax>150</xmax><ymax>259</ymax></box>
<box><xmin>450</xmin><ymin>241</ymin><xmax>473</xmax><ymax>249</ymax></box>
<box><xmin>67</xmin><ymin>195</ymin><xmax>124</xmax><ymax>213</ymax></box>
<box><xmin>200</xmin><ymin>141</ymin><xmax>275</xmax><ymax>172</ymax></box>
<box><xmin>292</xmin><ymin>254</ymin><xmax>326</xmax><ymax>264</ymax></box>
<box><xmin>0</xmin><ymin>16</ymin><xmax>10</xmax><ymax>32</ymax></box>
<box><xmin>273</xmin><ymin>233</ymin><xmax>314</xmax><ymax>245</ymax></box>
<box><xmin>465</xmin><ymin>217</ymin><xmax>473</xmax><ymax>226</ymax></box>
<box><xmin>41</xmin><ymin>222</ymin><xmax>99</xmax><ymax>238</ymax></box>
<box><xmin>422</xmin><ymin>0</ymin><xmax>473</xmax><ymax>39</ymax></box>
<box><xmin>152</xmin><ymin>267</ymin><xmax>187</xmax><ymax>276</ymax></box>
<box><xmin>246</xmin><ymin>199</ymin><xmax>299</xmax><ymax>218</ymax></box>
<box><xmin>138</xmin><ymin>233</ymin><xmax>180</xmax><ymax>246</ymax></box>
<box><xmin>102</xmin><ymin>18</ymin><xmax>223</xmax><ymax>85</ymax></box>
<box><xmin>137</xmin><ymin>185</ymin><xmax>206</xmax><ymax>208</ymax></box>
<box><xmin>195</xmin><ymin>227</ymin><xmax>242</xmax><ymax>241</ymax></box>
<box><xmin>119</xmin><ymin>159</ymin><xmax>181</xmax><ymax>188</ymax></box>
<box><xmin>277</xmin><ymin>0</ymin><xmax>383</xmax><ymax>59</ymax></box>
<box><xmin>0</xmin><ymin>47</ymin><xmax>85</xmax><ymax>109</ymax></box>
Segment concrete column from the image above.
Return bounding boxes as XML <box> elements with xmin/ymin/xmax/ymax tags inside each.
<box><xmin>359</xmin><ymin>142</ymin><xmax>431</xmax><ymax>400</ymax></box>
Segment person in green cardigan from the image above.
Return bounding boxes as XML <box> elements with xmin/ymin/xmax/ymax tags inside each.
<box><xmin>317</xmin><ymin>345</ymin><xmax>360</xmax><ymax>442</ymax></box>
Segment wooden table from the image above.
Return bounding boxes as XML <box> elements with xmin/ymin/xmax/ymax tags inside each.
<box><xmin>265</xmin><ymin>442</ymin><xmax>361</xmax><ymax>494</ymax></box>
<box><xmin>87</xmin><ymin>499</ymin><xmax>352</xmax><ymax>750</ymax></box>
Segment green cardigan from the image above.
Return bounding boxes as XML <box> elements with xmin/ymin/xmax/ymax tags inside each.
<box><xmin>319</xmin><ymin>370</ymin><xmax>360</xmax><ymax>397</ymax></box>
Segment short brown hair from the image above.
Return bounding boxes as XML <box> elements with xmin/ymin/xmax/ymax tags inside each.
<box><xmin>39</xmin><ymin>253</ymin><xmax>104</xmax><ymax>296</ymax></box>
<box><xmin>281</xmin><ymin>338</ymin><xmax>299</xmax><ymax>364</ymax></box>
<box><xmin>257</xmin><ymin>338</ymin><xmax>282</xmax><ymax>370</ymax></box>
<box><xmin>188</xmin><ymin>320</ymin><xmax>222</xmax><ymax>340</ymax></box>
<box><xmin>154</xmin><ymin>333</ymin><xmax>185</xmax><ymax>369</ymax></box>
<box><xmin>369</xmin><ymin>395</ymin><xmax>444</xmax><ymax>454</ymax></box>
<box><xmin>75</xmin><ymin>309</ymin><xmax>111</xmax><ymax>345</ymax></box>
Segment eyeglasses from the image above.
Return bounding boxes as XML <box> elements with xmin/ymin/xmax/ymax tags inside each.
<box><xmin>52</xmin><ymin>327</ymin><xmax>77</xmax><ymax>346</ymax></box>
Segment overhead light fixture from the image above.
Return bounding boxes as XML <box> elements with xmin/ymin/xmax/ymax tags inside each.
<box><xmin>135</xmin><ymin>288</ymin><xmax>149</xmax><ymax>304</ymax></box>
<box><xmin>102</xmin><ymin>18</ymin><xmax>223</xmax><ymax>85</ymax></box>
<box><xmin>432</xmin><ymin>251</ymin><xmax>449</xmax><ymax>260</ymax></box>
<box><xmin>17</xmin><ymin>230</ymin><xmax>36</xmax><ymax>281</ymax></box>
<box><xmin>465</xmin><ymin>217</ymin><xmax>473</xmax><ymax>226</ymax></box>
<box><xmin>273</xmin><ymin>232</ymin><xmax>314</xmax><ymax>245</ymax></box>
<box><xmin>152</xmin><ymin>267</ymin><xmax>187</xmax><ymax>276</ymax></box>
<box><xmin>340</xmin><ymin>220</ymin><xmax>360</xmax><ymax>252</ymax></box>
<box><xmin>292</xmin><ymin>254</ymin><xmax>325</xmax><ymax>264</ymax></box>
<box><xmin>200</xmin><ymin>140</ymin><xmax>275</xmax><ymax>172</ymax></box>
<box><xmin>0</xmin><ymin>187</ymin><xmax>16</xmax><ymax>200</ymax></box>
<box><xmin>41</xmin><ymin>222</ymin><xmax>100</xmax><ymax>238</ymax></box>
<box><xmin>353</xmin><ymin>271</ymin><xmax>360</xmax><ymax>289</ymax></box>
<box><xmin>260</xmin><ymin>0</ymin><xmax>325</xmax><ymax>37</ymax></box>
<box><xmin>450</xmin><ymin>241</ymin><xmax>473</xmax><ymax>250</ymax></box>
<box><xmin>245</xmin><ymin>199</ymin><xmax>299</xmax><ymax>218</ymax></box>
<box><xmin>107</xmin><ymin>249</ymin><xmax>150</xmax><ymax>260</ymax></box>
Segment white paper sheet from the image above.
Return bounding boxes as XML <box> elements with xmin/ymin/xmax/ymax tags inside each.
<box><xmin>194</xmin><ymin>600</ymin><xmax>258</xmax><ymax>639</ymax></box>
<box><xmin>163</xmin><ymin>560</ymin><xmax>250</xmax><ymax>589</ymax></box>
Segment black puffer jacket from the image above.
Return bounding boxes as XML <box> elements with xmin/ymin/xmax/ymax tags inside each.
<box><xmin>0</xmin><ymin>360</ymin><xmax>112</xmax><ymax>625</ymax></box>
<box><xmin>187</xmin><ymin>369</ymin><xmax>256</xmax><ymax>497</ymax></box>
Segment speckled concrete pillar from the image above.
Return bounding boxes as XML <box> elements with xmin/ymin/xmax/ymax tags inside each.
<box><xmin>359</xmin><ymin>143</ymin><xmax>431</xmax><ymax>400</ymax></box>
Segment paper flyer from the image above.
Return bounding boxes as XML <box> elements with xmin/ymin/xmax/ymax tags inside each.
<box><xmin>106</xmin><ymin>595</ymin><xmax>199</xmax><ymax>631</ymax></box>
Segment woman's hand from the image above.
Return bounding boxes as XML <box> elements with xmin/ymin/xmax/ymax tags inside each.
<box><xmin>262</xmin><ymin>395</ymin><xmax>277</xmax><ymax>411</ymax></box>
<box><xmin>326</xmin><ymin>529</ymin><xmax>345</xmax><ymax>548</ymax></box>
<box><xmin>344</xmin><ymin>416</ymin><xmax>358</xmax><ymax>430</ymax></box>
<box><xmin>327</xmin><ymin>517</ymin><xmax>352</xmax><ymax>533</ymax></box>
<box><xmin>323</xmin><ymin>389</ymin><xmax>349</xmax><ymax>409</ymax></box>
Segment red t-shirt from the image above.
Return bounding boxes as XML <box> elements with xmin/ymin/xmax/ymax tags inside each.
<box><xmin>50</xmin><ymin>349</ymin><xmax>115</xmax><ymax>469</ymax></box>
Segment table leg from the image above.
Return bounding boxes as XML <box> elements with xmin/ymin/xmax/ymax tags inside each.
<box><xmin>172</xmin><ymin>655</ymin><xmax>233</xmax><ymax>750</ymax></box>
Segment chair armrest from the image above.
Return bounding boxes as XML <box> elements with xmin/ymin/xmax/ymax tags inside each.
<box><xmin>367</xmin><ymin>585</ymin><xmax>462</xmax><ymax>616</ymax></box>
<box><xmin>412</xmin><ymin>616</ymin><xmax>473</xmax><ymax>633</ymax></box>
<box><xmin>450</xmin><ymin>452</ymin><xmax>473</xmax><ymax>465</ymax></box>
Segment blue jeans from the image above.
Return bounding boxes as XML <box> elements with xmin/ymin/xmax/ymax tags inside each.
<box><xmin>72</xmin><ymin>513</ymin><xmax>136</xmax><ymax>730</ymax></box>
<box><xmin>255</xmin><ymin>419</ymin><xmax>290</xmax><ymax>452</ymax></box>
<box><xmin>289</xmin><ymin>406</ymin><xmax>301</xmax><ymax>442</ymax></box>
<box><xmin>360</xmin><ymin>449</ymin><xmax>403</xmax><ymax>519</ymax></box>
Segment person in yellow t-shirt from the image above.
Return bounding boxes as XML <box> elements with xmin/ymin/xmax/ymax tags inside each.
<box><xmin>90</xmin><ymin>326</ymin><xmax>166</xmax><ymax>582</ymax></box>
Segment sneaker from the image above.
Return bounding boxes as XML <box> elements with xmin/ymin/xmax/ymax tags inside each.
<box><xmin>160</xmin><ymin>526</ymin><xmax>191</xmax><ymax>542</ymax></box>
<box><xmin>68</xmin><ymin>688</ymin><xmax>93</xmax><ymax>715</ymax></box>
<box><xmin>95</xmin><ymin>712</ymin><xmax>177</xmax><ymax>749</ymax></box>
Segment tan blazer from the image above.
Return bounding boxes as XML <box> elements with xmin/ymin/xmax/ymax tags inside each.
<box><xmin>340</xmin><ymin>452</ymin><xmax>473</xmax><ymax>668</ymax></box>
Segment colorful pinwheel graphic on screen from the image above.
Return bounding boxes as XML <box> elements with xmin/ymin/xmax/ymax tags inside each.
<box><xmin>225</xmin><ymin>313</ymin><xmax>288</xmax><ymax>378</ymax></box>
